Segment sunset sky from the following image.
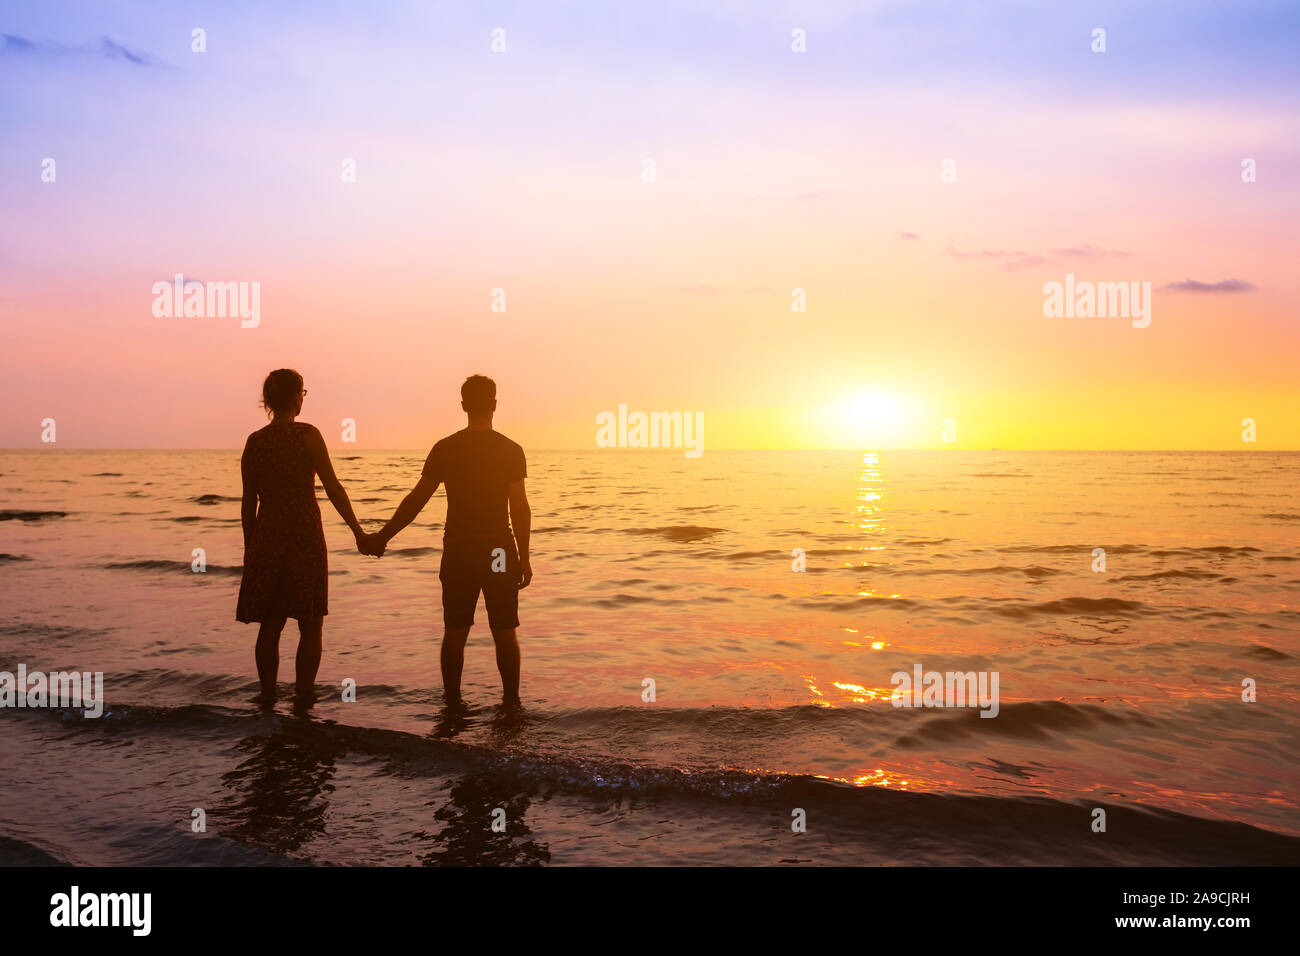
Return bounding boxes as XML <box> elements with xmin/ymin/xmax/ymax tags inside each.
<box><xmin>2</xmin><ymin>0</ymin><xmax>1297</xmax><ymax>449</ymax></box>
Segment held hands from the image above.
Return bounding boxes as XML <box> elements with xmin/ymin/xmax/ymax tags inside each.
<box><xmin>355</xmin><ymin>529</ymin><xmax>386</xmax><ymax>558</ymax></box>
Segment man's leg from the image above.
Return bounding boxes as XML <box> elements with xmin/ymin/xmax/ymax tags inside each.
<box><xmin>441</xmin><ymin>627</ymin><xmax>471</xmax><ymax>702</ymax></box>
<box><xmin>489</xmin><ymin>627</ymin><xmax>520</xmax><ymax>705</ymax></box>
<box><xmin>295</xmin><ymin>616</ymin><xmax>323</xmax><ymax>698</ymax></box>
<box><xmin>255</xmin><ymin>617</ymin><xmax>287</xmax><ymax>697</ymax></box>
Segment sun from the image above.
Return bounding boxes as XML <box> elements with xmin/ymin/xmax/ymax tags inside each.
<box><xmin>842</xmin><ymin>391</ymin><xmax>904</xmax><ymax>425</ymax></box>
<box><xmin>825</xmin><ymin>390</ymin><xmax>917</xmax><ymax>447</ymax></box>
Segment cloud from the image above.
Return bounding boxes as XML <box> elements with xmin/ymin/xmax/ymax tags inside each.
<box><xmin>1</xmin><ymin>34</ymin><xmax>36</xmax><ymax>53</ymax></box>
<box><xmin>948</xmin><ymin>247</ymin><xmax>1011</xmax><ymax>259</ymax></box>
<box><xmin>949</xmin><ymin>242</ymin><xmax>1131</xmax><ymax>271</ymax></box>
<box><xmin>658</xmin><ymin>283</ymin><xmax>724</xmax><ymax>295</ymax></box>
<box><xmin>946</xmin><ymin>247</ymin><xmax>1045</xmax><ymax>270</ymax></box>
<box><xmin>98</xmin><ymin>36</ymin><xmax>157</xmax><ymax>66</ymax></box>
<box><xmin>0</xmin><ymin>33</ymin><xmax>164</xmax><ymax>67</ymax></box>
<box><xmin>1050</xmin><ymin>244</ymin><xmax>1130</xmax><ymax>259</ymax></box>
<box><xmin>999</xmin><ymin>255</ymin><xmax>1047</xmax><ymax>271</ymax></box>
<box><xmin>899</xmin><ymin>231</ymin><xmax>920</xmax><ymax>240</ymax></box>
<box><xmin>1160</xmin><ymin>278</ymin><xmax>1256</xmax><ymax>293</ymax></box>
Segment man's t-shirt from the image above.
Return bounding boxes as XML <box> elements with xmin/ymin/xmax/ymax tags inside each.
<box><xmin>422</xmin><ymin>429</ymin><xmax>526</xmax><ymax>545</ymax></box>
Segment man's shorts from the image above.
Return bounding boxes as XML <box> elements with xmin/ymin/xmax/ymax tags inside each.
<box><xmin>439</xmin><ymin>539</ymin><xmax>520</xmax><ymax>630</ymax></box>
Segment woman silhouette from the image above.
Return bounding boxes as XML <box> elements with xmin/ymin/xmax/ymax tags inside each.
<box><xmin>236</xmin><ymin>369</ymin><xmax>367</xmax><ymax>702</ymax></box>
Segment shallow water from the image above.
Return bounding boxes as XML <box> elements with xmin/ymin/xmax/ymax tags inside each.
<box><xmin>1</xmin><ymin>448</ymin><xmax>1297</xmax><ymax>865</ymax></box>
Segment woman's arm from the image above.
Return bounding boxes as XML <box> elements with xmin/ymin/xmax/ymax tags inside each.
<box><xmin>240</xmin><ymin>442</ymin><xmax>258</xmax><ymax>552</ymax></box>
<box><xmin>305</xmin><ymin>426</ymin><xmax>364</xmax><ymax>541</ymax></box>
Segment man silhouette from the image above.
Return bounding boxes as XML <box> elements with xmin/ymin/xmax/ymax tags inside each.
<box><xmin>365</xmin><ymin>375</ymin><xmax>532</xmax><ymax>708</ymax></box>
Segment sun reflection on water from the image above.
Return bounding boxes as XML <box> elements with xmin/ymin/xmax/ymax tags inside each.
<box><xmin>831</xmin><ymin>681</ymin><xmax>904</xmax><ymax>703</ymax></box>
<box><xmin>854</xmin><ymin>452</ymin><xmax>887</xmax><ymax>537</ymax></box>
<box><xmin>852</xmin><ymin>768</ymin><xmax>912</xmax><ymax>789</ymax></box>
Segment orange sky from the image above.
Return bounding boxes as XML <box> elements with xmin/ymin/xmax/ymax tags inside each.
<box><xmin>2</xmin><ymin>2</ymin><xmax>1297</xmax><ymax>449</ymax></box>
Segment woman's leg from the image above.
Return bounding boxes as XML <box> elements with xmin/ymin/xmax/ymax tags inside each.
<box><xmin>255</xmin><ymin>617</ymin><xmax>287</xmax><ymax>696</ymax></box>
<box><xmin>295</xmin><ymin>616</ymin><xmax>324</xmax><ymax>698</ymax></box>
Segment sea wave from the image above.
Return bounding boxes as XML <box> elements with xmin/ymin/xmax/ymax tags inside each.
<box><xmin>0</xmin><ymin>510</ymin><xmax>68</xmax><ymax>522</ymax></box>
<box><xmin>18</xmin><ymin>700</ymin><xmax>1298</xmax><ymax>866</ymax></box>
<box><xmin>624</xmin><ymin>526</ymin><xmax>725</xmax><ymax>542</ymax></box>
<box><xmin>104</xmin><ymin>559</ymin><xmax>242</xmax><ymax>577</ymax></box>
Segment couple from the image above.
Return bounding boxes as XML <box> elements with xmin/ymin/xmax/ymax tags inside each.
<box><xmin>235</xmin><ymin>370</ymin><xmax>532</xmax><ymax>710</ymax></box>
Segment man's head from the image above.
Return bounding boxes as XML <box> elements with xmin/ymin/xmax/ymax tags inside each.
<box><xmin>461</xmin><ymin>374</ymin><xmax>497</xmax><ymax>420</ymax></box>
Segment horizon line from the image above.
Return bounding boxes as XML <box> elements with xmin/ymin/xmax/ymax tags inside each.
<box><xmin>3</xmin><ymin>447</ymin><xmax>1297</xmax><ymax>454</ymax></box>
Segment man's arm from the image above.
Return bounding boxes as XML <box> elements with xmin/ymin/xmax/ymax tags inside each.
<box><xmin>378</xmin><ymin>474</ymin><xmax>439</xmax><ymax>548</ymax></box>
<box><xmin>508</xmin><ymin>478</ymin><xmax>532</xmax><ymax>589</ymax></box>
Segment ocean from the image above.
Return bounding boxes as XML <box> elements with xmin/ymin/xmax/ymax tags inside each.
<box><xmin>1</xmin><ymin>448</ymin><xmax>1297</xmax><ymax>865</ymax></box>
